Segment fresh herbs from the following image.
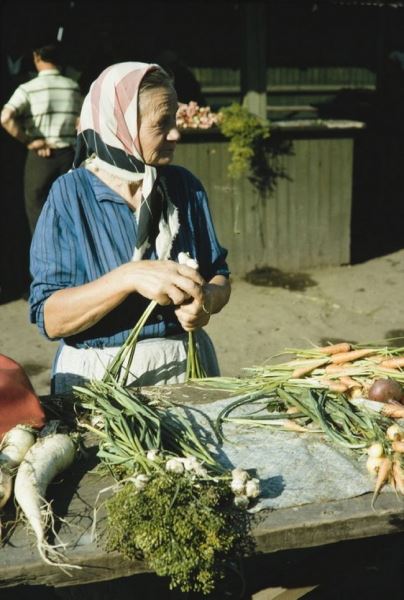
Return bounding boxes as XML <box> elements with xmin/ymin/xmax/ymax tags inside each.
<box><xmin>73</xmin><ymin>380</ymin><xmax>258</xmax><ymax>593</ymax></box>
<box><xmin>218</xmin><ymin>103</ymin><xmax>270</xmax><ymax>180</ymax></box>
<box><xmin>105</xmin><ymin>470</ymin><xmax>254</xmax><ymax>594</ymax></box>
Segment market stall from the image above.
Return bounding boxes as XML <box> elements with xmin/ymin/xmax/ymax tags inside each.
<box><xmin>1</xmin><ymin>361</ymin><xmax>404</xmax><ymax>590</ymax></box>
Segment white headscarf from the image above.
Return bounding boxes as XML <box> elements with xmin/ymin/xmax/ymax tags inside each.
<box><xmin>74</xmin><ymin>62</ymin><xmax>179</xmax><ymax>260</ymax></box>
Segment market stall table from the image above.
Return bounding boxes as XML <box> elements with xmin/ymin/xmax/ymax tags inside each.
<box><xmin>1</xmin><ymin>384</ymin><xmax>404</xmax><ymax>589</ymax></box>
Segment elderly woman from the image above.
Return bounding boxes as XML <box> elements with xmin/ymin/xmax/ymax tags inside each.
<box><xmin>29</xmin><ymin>62</ymin><xmax>230</xmax><ymax>394</ymax></box>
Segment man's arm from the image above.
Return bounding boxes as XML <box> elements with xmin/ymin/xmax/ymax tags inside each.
<box><xmin>0</xmin><ymin>106</ymin><xmax>30</xmax><ymax>145</ymax></box>
<box><xmin>1</xmin><ymin>106</ymin><xmax>51</xmax><ymax>156</ymax></box>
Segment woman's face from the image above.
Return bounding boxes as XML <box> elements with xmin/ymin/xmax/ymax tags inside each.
<box><xmin>138</xmin><ymin>85</ymin><xmax>180</xmax><ymax>166</ymax></box>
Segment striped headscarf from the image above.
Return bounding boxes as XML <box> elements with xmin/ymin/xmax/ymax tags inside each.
<box><xmin>74</xmin><ymin>62</ymin><xmax>179</xmax><ymax>260</ymax></box>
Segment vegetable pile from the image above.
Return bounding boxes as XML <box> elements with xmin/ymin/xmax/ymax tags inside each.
<box><xmin>73</xmin><ymin>380</ymin><xmax>257</xmax><ymax>594</ymax></box>
<box><xmin>196</xmin><ymin>342</ymin><xmax>404</xmax><ymax>506</ymax></box>
<box><xmin>4</xmin><ymin>339</ymin><xmax>404</xmax><ymax>591</ymax></box>
<box><xmin>0</xmin><ymin>424</ymin><xmax>78</xmax><ymax>569</ymax></box>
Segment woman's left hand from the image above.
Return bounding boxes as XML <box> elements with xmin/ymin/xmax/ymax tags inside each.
<box><xmin>174</xmin><ymin>287</ymin><xmax>212</xmax><ymax>332</ymax></box>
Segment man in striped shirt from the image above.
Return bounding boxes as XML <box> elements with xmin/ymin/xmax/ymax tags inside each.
<box><xmin>1</xmin><ymin>42</ymin><xmax>82</xmax><ymax>233</ymax></box>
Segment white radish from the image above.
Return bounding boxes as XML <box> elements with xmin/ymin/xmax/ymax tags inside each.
<box><xmin>14</xmin><ymin>433</ymin><xmax>79</xmax><ymax>569</ymax></box>
<box><xmin>0</xmin><ymin>470</ymin><xmax>12</xmax><ymax>510</ymax></box>
<box><xmin>0</xmin><ymin>426</ymin><xmax>36</xmax><ymax>508</ymax></box>
<box><xmin>366</xmin><ymin>455</ymin><xmax>384</xmax><ymax>476</ymax></box>
<box><xmin>366</xmin><ymin>442</ymin><xmax>384</xmax><ymax>458</ymax></box>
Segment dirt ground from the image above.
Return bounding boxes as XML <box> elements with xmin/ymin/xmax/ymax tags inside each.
<box><xmin>1</xmin><ymin>249</ymin><xmax>403</xmax><ymax>396</ymax></box>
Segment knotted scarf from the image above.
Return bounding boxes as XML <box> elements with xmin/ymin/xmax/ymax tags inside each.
<box><xmin>73</xmin><ymin>62</ymin><xmax>179</xmax><ymax>260</ymax></box>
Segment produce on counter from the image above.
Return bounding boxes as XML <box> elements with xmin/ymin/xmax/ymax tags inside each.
<box><xmin>196</xmin><ymin>342</ymin><xmax>404</xmax><ymax>505</ymax></box>
<box><xmin>3</xmin><ymin>340</ymin><xmax>404</xmax><ymax>586</ymax></box>
<box><xmin>0</xmin><ymin>425</ymin><xmax>36</xmax><ymax>508</ymax></box>
<box><xmin>13</xmin><ymin>432</ymin><xmax>79</xmax><ymax>569</ymax></box>
<box><xmin>73</xmin><ymin>380</ymin><xmax>257</xmax><ymax>594</ymax></box>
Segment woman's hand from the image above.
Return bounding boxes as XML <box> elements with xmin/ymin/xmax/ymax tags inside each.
<box><xmin>174</xmin><ymin>291</ymin><xmax>211</xmax><ymax>332</ymax></box>
<box><xmin>121</xmin><ymin>259</ymin><xmax>205</xmax><ymax>306</ymax></box>
<box><xmin>44</xmin><ymin>259</ymin><xmax>205</xmax><ymax>339</ymax></box>
<box><xmin>175</xmin><ymin>276</ymin><xmax>230</xmax><ymax>332</ymax></box>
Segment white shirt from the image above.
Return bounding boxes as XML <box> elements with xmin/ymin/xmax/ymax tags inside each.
<box><xmin>4</xmin><ymin>69</ymin><xmax>82</xmax><ymax>148</ymax></box>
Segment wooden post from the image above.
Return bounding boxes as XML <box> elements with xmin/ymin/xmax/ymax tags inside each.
<box><xmin>240</xmin><ymin>1</ymin><xmax>267</xmax><ymax>120</ymax></box>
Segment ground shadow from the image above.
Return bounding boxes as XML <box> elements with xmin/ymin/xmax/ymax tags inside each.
<box><xmin>245</xmin><ymin>266</ymin><xmax>318</xmax><ymax>291</ymax></box>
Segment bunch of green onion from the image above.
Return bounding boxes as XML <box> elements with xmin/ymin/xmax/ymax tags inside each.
<box><xmin>74</xmin><ymin>379</ymin><xmax>221</xmax><ymax>474</ymax></box>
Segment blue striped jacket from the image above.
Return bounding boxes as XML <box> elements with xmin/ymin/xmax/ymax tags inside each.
<box><xmin>29</xmin><ymin>165</ymin><xmax>229</xmax><ymax>348</ymax></box>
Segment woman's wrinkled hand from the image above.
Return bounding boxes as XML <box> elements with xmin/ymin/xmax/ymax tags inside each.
<box><xmin>174</xmin><ymin>286</ymin><xmax>212</xmax><ymax>331</ymax></box>
<box><xmin>121</xmin><ymin>259</ymin><xmax>205</xmax><ymax>306</ymax></box>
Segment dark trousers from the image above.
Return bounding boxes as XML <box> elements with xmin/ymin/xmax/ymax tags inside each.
<box><xmin>24</xmin><ymin>146</ymin><xmax>75</xmax><ymax>234</ymax></box>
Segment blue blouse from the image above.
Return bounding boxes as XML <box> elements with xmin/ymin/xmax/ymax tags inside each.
<box><xmin>29</xmin><ymin>166</ymin><xmax>229</xmax><ymax>348</ymax></box>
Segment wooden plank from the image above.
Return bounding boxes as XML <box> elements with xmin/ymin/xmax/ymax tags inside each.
<box><xmin>252</xmin><ymin>491</ymin><xmax>404</xmax><ymax>555</ymax></box>
<box><xmin>1</xmin><ymin>464</ymin><xmax>403</xmax><ymax>589</ymax></box>
<box><xmin>174</xmin><ymin>128</ymin><xmax>355</xmax><ymax>273</ymax></box>
<box><xmin>241</xmin><ymin>2</ymin><xmax>267</xmax><ymax>119</ymax></box>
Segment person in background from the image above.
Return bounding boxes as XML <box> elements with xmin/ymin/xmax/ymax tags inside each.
<box><xmin>29</xmin><ymin>62</ymin><xmax>230</xmax><ymax>394</ymax></box>
<box><xmin>156</xmin><ymin>49</ymin><xmax>206</xmax><ymax>106</ymax></box>
<box><xmin>1</xmin><ymin>42</ymin><xmax>82</xmax><ymax>233</ymax></box>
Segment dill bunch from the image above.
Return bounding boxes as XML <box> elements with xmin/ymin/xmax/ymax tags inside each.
<box><xmin>105</xmin><ymin>471</ymin><xmax>255</xmax><ymax>594</ymax></box>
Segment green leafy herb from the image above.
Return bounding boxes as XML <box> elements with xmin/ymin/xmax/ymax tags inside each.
<box><xmin>105</xmin><ymin>471</ymin><xmax>254</xmax><ymax>594</ymax></box>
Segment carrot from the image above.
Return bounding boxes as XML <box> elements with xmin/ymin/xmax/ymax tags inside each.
<box><xmin>392</xmin><ymin>458</ymin><xmax>404</xmax><ymax>495</ymax></box>
<box><xmin>380</xmin><ymin>357</ymin><xmax>404</xmax><ymax>370</ymax></box>
<box><xmin>391</xmin><ymin>440</ymin><xmax>404</xmax><ymax>453</ymax></box>
<box><xmin>339</xmin><ymin>376</ymin><xmax>361</xmax><ymax>389</ymax></box>
<box><xmin>321</xmin><ymin>378</ymin><xmax>349</xmax><ymax>393</ymax></box>
<box><xmin>330</xmin><ymin>348</ymin><xmax>378</xmax><ymax>365</ymax></box>
<box><xmin>291</xmin><ymin>359</ymin><xmax>329</xmax><ymax>379</ymax></box>
<box><xmin>284</xmin><ymin>420</ymin><xmax>309</xmax><ymax>433</ymax></box>
<box><xmin>286</xmin><ymin>406</ymin><xmax>301</xmax><ymax>415</ymax></box>
<box><xmin>317</xmin><ymin>342</ymin><xmax>351</xmax><ymax>355</ymax></box>
<box><xmin>378</xmin><ymin>366</ymin><xmax>404</xmax><ymax>375</ymax></box>
<box><xmin>382</xmin><ymin>404</ymin><xmax>404</xmax><ymax>419</ymax></box>
<box><xmin>371</xmin><ymin>456</ymin><xmax>392</xmax><ymax>509</ymax></box>
<box><xmin>325</xmin><ymin>362</ymin><xmax>353</xmax><ymax>373</ymax></box>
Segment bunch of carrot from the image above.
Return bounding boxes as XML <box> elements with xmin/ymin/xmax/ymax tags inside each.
<box><xmin>366</xmin><ymin>424</ymin><xmax>404</xmax><ymax>507</ymax></box>
<box><xmin>197</xmin><ymin>341</ymin><xmax>404</xmax><ymax>505</ymax></box>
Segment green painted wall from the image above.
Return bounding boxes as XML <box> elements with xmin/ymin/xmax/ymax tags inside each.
<box><xmin>173</xmin><ymin>130</ymin><xmax>354</xmax><ymax>275</ymax></box>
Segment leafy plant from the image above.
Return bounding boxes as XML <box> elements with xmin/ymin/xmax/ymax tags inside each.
<box><xmin>105</xmin><ymin>472</ymin><xmax>254</xmax><ymax>594</ymax></box>
<box><xmin>218</xmin><ymin>103</ymin><xmax>294</xmax><ymax>195</ymax></box>
<box><xmin>74</xmin><ymin>380</ymin><xmax>259</xmax><ymax>594</ymax></box>
<box><xmin>218</xmin><ymin>103</ymin><xmax>270</xmax><ymax>180</ymax></box>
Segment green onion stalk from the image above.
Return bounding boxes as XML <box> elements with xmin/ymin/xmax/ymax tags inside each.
<box><xmin>103</xmin><ymin>298</ymin><xmax>207</xmax><ymax>387</ymax></box>
<box><xmin>186</xmin><ymin>331</ymin><xmax>206</xmax><ymax>379</ymax></box>
<box><xmin>103</xmin><ymin>300</ymin><xmax>157</xmax><ymax>386</ymax></box>
<box><xmin>74</xmin><ymin>379</ymin><xmax>222</xmax><ymax>474</ymax></box>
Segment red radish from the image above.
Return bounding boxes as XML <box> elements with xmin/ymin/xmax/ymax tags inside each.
<box><xmin>368</xmin><ymin>378</ymin><xmax>403</xmax><ymax>404</ymax></box>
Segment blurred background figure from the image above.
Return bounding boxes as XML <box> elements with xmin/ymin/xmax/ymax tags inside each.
<box><xmin>156</xmin><ymin>49</ymin><xmax>206</xmax><ymax>106</ymax></box>
<box><xmin>1</xmin><ymin>41</ymin><xmax>82</xmax><ymax>234</ymax></box>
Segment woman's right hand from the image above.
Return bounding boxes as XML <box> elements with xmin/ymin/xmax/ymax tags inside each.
<box><xmin>120</xmin><ymin>259</ymin><xmax>205</xmax><ymax>306</ymax></box>
<box><xmin>43</xmin><ymin>259</ymin><xmax>205</xmax><ymax>339</ymax></box>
